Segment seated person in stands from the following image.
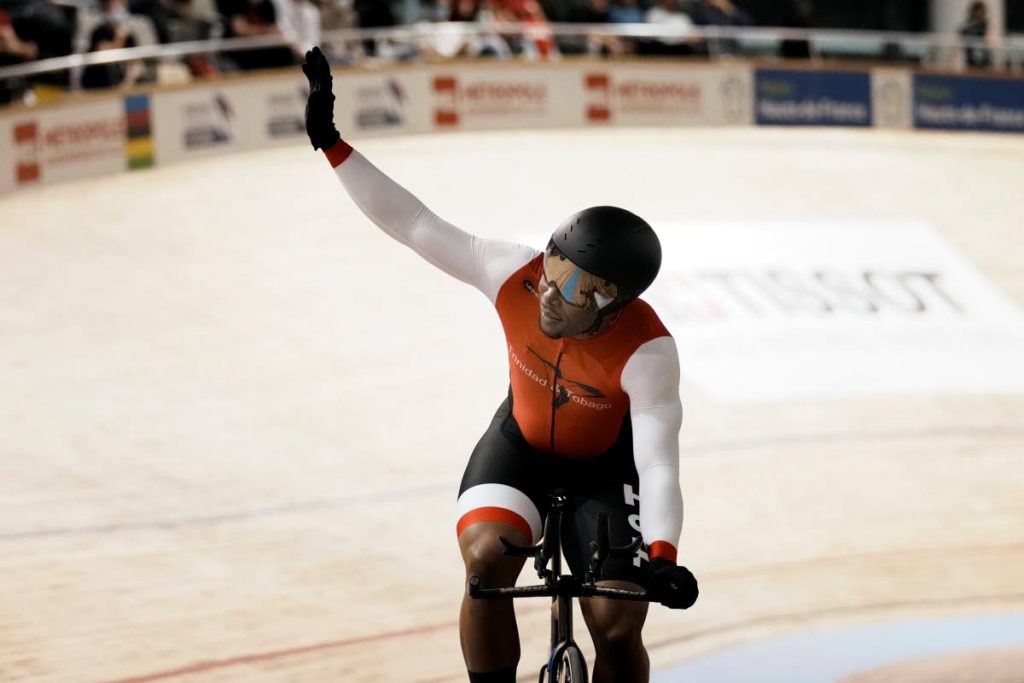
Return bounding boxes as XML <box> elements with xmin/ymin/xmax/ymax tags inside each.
<box><xmin>127</xmin><ymin>0</ymin><xmax>189</xmax><ymax>44</ymax></box>
<box><xmin>690</xmin><ymin>0</ymin><xmax>751</xmax><ymax>55</ymax></box>
<box><xmin>607</xmin><ymin>0</ymin><xmax>645</xmax><ymax>54</ymax></box>
<box><xmin>608</xmin><ymin>0</ymin><xmax>644</xmax><ymax>24</ymax></box>
<box><xmin>270</xmin><ymin>0</ymin><xmax>320</xmax><ymax>60</ymax></box>
<box><xmin>450</xmin><ymin>0</ymin><xmax>482</xmax><ymax>22</ymax></box>
<box><xmin>0</xmin><ymin>6</ymin><xmax>38</xmax><ymax>103</ymax></box>
<box><xmin>417</xmin><ymin>0</ymin><xmax>511</xmax><ymax>59</ymax></box>
<box><xmin>0</xmin><ymin>6</ymin><xmax>37</xmax><ymax>62</ymax></box>
<box><xmin>353</xmin><ymin>0</ymin><xmax>394</xmax><ymax>57</ymax></box>
<box><xmin>81</xmin><ymin>0</ymin><xmax>144</xmax><ymax>89</ymax></box>
<box><xmin>691</xmin><ymin>0</ymin><xmax>751</xmax><ymax>26</ymax></box>
<box><xmin>2</xmin><ymin>0</ymin><xmax>73</xmax><ymax>88</ymax></box>
<box><xmin>414</xmin><ymin>0</ymin><xmax>451</xmax><ymax>23</ymax></box>
<box><xmin>960</xmin><ymin>1</ymin><xmax>990</xmax><ymax>69</ymax></box>
<box><xmin>575</xmin><ymin>0</ymin><xmax>610</xmax><ymax>23</ymax></box>
<box><xmin>490</xmin><ymin>0</ymin><xmax>554</xmax><ymax>58</ymax></box>
<box><xmin>559</xmin><ymin>0</ymin><xmax>610</xmax><ymax>55</ymax></box>
<box><xmin>778</xmin><ymin>0</ymin><xmax>811</xmax><ymax>59</ymax></box>
<box><xmin>642</xmin><ymin>0</ymin><xmax>697</xmax><ymax>56</ymax></box>
<box><xmin>567</xmin><ymin>0</ymin><xmax>630</xmax><ymax>57</ymax></box>
<box><xmin>216</xmin><ymin>0</ymin><xmax>294</xmax><ymax>70</ymax></box>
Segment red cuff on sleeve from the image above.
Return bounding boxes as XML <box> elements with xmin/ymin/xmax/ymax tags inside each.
<box><xmin>324</xmin><ymin>139</ymin><xmax>353</xmax><ymax>168</ymax></box>
<box><xmin>649</xmin><ymin>541</ymin><xmax>678</xmax><ymax>564</ymax></box>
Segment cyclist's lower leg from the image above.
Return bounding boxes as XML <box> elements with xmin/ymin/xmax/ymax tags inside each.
<box><xmin>591</xmin><ymin>633</ymin><xmax>649</xmax><ymax>683</ymax></box>
<box><xmin>581</xmin><ymin>583</ymin><xmax>650</xmax><ymax>683</ymax></box>
<box><xmin>458</xmin><ymin>521</ymin><xmax>528</xmax><ymax>680</ymax></box>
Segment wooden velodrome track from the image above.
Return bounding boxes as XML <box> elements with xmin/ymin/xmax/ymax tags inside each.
<box><xmin>1</xmin><ymin>127</ymin><xmax>1022</xmax><ymax>682</ymax></box>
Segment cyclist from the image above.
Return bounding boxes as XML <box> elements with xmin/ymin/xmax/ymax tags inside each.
<box><xmin>302</xmin><ymin>47</ymin><xmax>698</xmax><ymax>683</ymax></box>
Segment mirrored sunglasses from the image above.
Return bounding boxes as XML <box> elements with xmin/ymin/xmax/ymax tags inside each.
<box><xmin>543</xmin><ymin>244</ymin><xmax>618</xmax><ymax>310</ymax></box>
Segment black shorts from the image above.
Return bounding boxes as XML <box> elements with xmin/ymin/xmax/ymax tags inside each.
<box><xmin>457</xmin><ymin>395</ymin><xmax>650</xmax><ymax>586</ymax></box>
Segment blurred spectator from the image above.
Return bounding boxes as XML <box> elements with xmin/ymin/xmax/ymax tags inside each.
<box><xmin>3</xmin><ymin>0</ymin><xmax>73</xmax><ymax>86</ymax></box>
<box><xmin>448</xmin><ymin>0</ymin><xmax>511</xmax><ymax>58</ymax></box>
<box><xmin>960</xmin><ymin>0</ymin><xmax>990</xmax><ymax>69</ymax></box>
<box><xmin>607</xmin><ymin>0</ymin><xmax>642</xmax><ymax>24</ymax></box>
<box><xmin>354</xmin><ymin>0</ymin><xmax>395</xmax><ymax>56</ymax></box>
<box><xmin>81</xmin><ymin>0</ymin><xmax>143</xmax><ymax>88</ymax></box>
<box><xmin>217</xmin><ymin>0</ymin><xmax>295</xmax><ymax>69</ymax></box>
<box><xmin>449</xmin><ymin>0</ymin><xmax>477</xmax><ymax>21</ymax></box>
<box><xmin>643</xmin><ymin>0</ymin><xmax>695</xmax><ymax>56</ymax></box>
<box><xmin>0</xmin><ymin>6</ymin><xmax>37</xmax><ymax>103</ymax></box>
<box><xmin>607</xmin><ymin>0</ymin><xmax>645</xmax><ymax>54</ymax></box>
<box><xmin>174</xmin><ymin>0</ymin><xmax>223</xmax><ymax>40</ymax></box>
<box><xmin>491</xmin><ymin>0</ymin><xmax>555</xmax><ymax>58</ymax></box>
<box><xmin>0</xmin><ymin>6</ymin><xmax>37</xmax><ymax>61</ymax></box>
<box><xmin>691</xmin><ymin>0</ymin><xmax>750</xmax><ymax>55</ymax></box>
<box><xmin>127</xmin><ymin>0</ymin><xmax>188</xmax><ymax>43</ymax></box>
<box><xmin>560</xmin><ymin>0</ymin><xmax>622</xmax><ymax>56</ymax></box>
<box><xmin>270</xmin><ymin>0</ymin><xmax>320</xmax><ymax>57</ymax></box>
<box><xmin>778</xmin><ymin>0</ymin><xmax>811</xmax><ymax>59</ymax></box>
<box><xmin>421</xmin><ymin>0</ymin><xmax>469</xmax><ymax>57</ymax></box>
<box><xmin>575</xmin><ymin>0</ymin><xmax>608</xmax><ymax>23</ymax></box>
<box><xmin>415</xmin><ymin>0</ymin><xmax>449</xmax><ymax>22</ymax></box>
<box><xmin>690</xmin><ymin>0</ymin><xmax>750</xmax><ymax>26</ymax></box>
<box><xmin>318</xmin><ymin>0</ymin><xmax>359</xmax><ymax>61</ymax></box>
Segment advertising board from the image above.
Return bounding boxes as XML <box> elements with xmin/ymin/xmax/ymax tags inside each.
<box><xmin>914</xmin><ymin>73</ymin><xmax>1024</xmax><ymax>133</ymax></box>
<box><xmin>583</xmin><ymin>65</ymin><xmax>753</xmax><ymax>127</ymax></box>
<box><xmin>756</xmin><ymin>69</ymin><xmax>872</xmax><ymax>127</ymax></box>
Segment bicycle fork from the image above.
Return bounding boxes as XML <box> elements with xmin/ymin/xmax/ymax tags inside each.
<box><xmin>543</xmin><ymin>512</ymin><xmax>588</xmax><ymax>683</ymax></box>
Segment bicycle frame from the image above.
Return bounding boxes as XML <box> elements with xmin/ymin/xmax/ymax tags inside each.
<box><xmin>467</xmin><ymin>492</ymin><xmax>649</xmax><ymax>683</ymax></box>
<box><xmin>542</xmin><ymin>495</ymin><xmax>579</xmax><ymax>682</ymax></box>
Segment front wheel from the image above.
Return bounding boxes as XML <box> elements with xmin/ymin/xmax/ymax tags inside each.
<box><xmin>555</xmin><ymin>645</ymin><xmax>588</xmax><ymax>683</ymax></box>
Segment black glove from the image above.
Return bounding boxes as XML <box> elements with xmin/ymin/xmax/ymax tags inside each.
<box><xmin>301</xmin><ymin>46</ymin><xmax>341</xmax><ymax>151</ymax></box>
<box><xmin>645</xmin><ymin>558</ymin><xmax>698</xmax><ymax>609</ymax></box>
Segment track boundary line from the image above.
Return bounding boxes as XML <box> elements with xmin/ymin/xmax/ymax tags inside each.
<box><xmin>5</xmin><ymin>424</ymin><xmax>1023</xmax><ymax>542</ymax></box>
<box><xmin>103</xmin><ymin>552</ymin><xmax>1024</xmax><ymax>682</ymax></box>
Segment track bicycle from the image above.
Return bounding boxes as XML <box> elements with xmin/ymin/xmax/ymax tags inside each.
<box><xmin>469</xmin><ymin>490</ymin><xmax>652</xmax><ymax>683</ymax></box>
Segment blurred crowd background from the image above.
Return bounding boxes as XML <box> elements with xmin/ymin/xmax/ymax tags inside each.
<box><xmin>0</xmin><ymin>0</ymin><xmax>1020</xmax><ymax>103</ymax></box>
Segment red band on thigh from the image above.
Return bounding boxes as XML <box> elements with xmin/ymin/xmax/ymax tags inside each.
<box><xmin>456</xmin><ymin>506</ymin><xmax>533</xmax><ymax>543</ymax></box>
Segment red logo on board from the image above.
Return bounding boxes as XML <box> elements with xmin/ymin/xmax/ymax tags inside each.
<box><xmin>585</xmin><ymin>73</ymin><xmax>611</xmax><ymax>122</ymax></box>
<box><xmin>13</xmin><ymin>121</ymin><xmax>41</xmax><ymax>184</ymax></box>
<box><xmin>433</xmin><ymin>76</ymin><xmax>459</xmax><ymax>127</ymax></box>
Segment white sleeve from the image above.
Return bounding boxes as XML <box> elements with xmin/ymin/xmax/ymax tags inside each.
<box><xmin>334</xmin><ymin>150</ymin><xmax>538</xmax><ymax>303</ymax></box>
<box><xmin>620</xmin><ymin>336</ymin><xmax>684</xmax><ymax>561</ymax></box>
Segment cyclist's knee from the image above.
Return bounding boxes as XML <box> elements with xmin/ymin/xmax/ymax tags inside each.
<box><xmin>591</xmin><ymin>616</ymin><xmax>642</xmax><ymax>653</ymax></box>
<box><xmin>585</xmin><ymin>599</ymin><xmax>646</xmax><ymax>653</ymax></box>
<box><xmin>459</xmin><ymin>523</ymin><xmax>527</xmax><ymax>584</ymax></box>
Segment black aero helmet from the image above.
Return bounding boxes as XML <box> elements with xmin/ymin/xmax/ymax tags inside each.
<box><xmin>549</xmin><ymin>206</ymin><xmax>662</xmax><ymax>307</ymax></box>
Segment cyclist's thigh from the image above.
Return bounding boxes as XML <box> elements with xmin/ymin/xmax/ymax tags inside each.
<box><xmin>457</xmin><ymin>396</ymin><xmax>550</xmax><ymax>547</ymax></box>
<box><xmin>562</xmin><ymin>451</ymin><xmax>648</xmax><ymax>585</ymax></box>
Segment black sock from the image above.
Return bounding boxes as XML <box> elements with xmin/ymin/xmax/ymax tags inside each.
<box><xmin>468</xmin><ymin>667</ymin><xmax>516</xmax><ymax>683</ymax></box>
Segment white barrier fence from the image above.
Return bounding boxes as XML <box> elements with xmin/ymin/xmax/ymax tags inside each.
<box><xmin>2</xmin><ymin>60</ymin><xmax>1022</xmax><ymax>194</ymax></box>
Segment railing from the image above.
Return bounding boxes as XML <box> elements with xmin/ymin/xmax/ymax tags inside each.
<box><xmin>1</xmin><ymin>23</ymin><xmax>1023</xmax><ymax>84</ymax></box>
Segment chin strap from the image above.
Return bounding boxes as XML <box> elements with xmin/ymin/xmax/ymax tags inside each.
<box><xmin>582</xmin><ymin>300</ymin><xmax>628</xmax><ymax>336</ymax></box>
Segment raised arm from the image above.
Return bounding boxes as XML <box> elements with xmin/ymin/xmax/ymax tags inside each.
<box><xmin>302</xmin><ymin>47</ymin><xmax>536</xmax><ymax>302</ymax></box>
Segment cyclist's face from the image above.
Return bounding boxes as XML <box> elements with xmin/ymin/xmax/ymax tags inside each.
<box><xmin>537</xmin><ymin>245</ymin><xmax>618</xmax><ymax>339</ymax></box>
<box><xmin>537</xmin><ymin>277</ymin><xmax>600</xmax><ymax>339</ymax></box>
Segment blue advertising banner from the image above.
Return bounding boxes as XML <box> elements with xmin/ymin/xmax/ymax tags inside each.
<box><xmin>914</xmin><ymin>74</ymin><xmax>1024</xmax><ymax>133</ymax></box>
<box><xmin>756</xmin><ymin>69</ymin><xmax>872</xmax><ymax>127</ymax></box>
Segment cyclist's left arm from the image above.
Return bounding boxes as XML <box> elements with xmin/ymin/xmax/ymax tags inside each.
<box><xmin>620</xmin><ymin>336</ymin><xmax>684</xmax><ymax>564</ymax></box>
